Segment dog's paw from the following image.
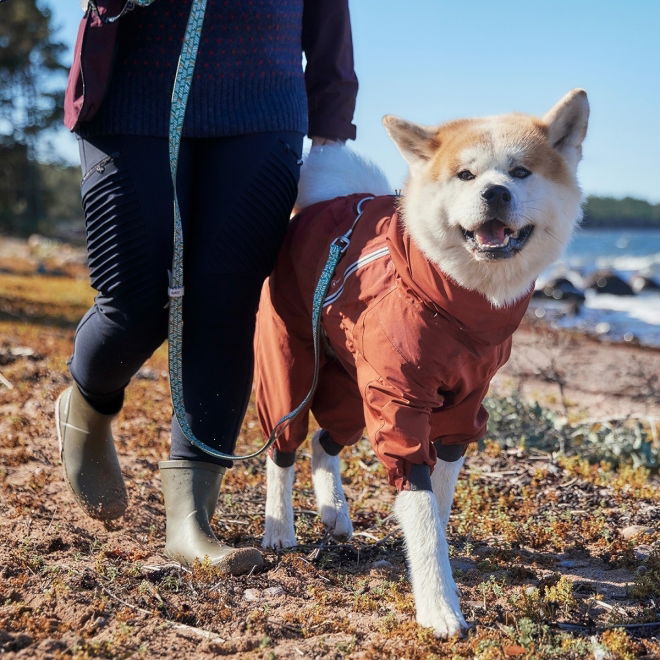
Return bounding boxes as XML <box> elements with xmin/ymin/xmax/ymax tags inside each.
<box><xmin>416</xmin><ymin>601</ymin><xmax>468</xmax><ymax>639</ymax></box>
<box><xmin>319</xmin><ymin>502</ymin><xmax>353</xmax><ymax>541</ymax></box>
<box><xmin>262</xmin><ymin>517</ymin><xmax>297</xmax><ymax>550</ymax></box>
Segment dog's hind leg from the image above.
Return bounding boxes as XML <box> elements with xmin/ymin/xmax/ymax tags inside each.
<box><xmin>311</xmin><ymin>430</ymin><xmax>353</xmax><ymax>540</ymax></box>
<box><xmin>262</xmin><ymin>456</ymin><xmax>297</xmax><ymax>549</ymax></box>
<box><xmin>394</xmin><ymin>488</ymin><xmax>467</xmax><ymax>638</ymax></box>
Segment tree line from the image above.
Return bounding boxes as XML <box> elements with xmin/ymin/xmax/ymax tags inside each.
<box><xmin>582</xmin><ymin>196</ymin><xmax>660</xmax><ymax>229</ymax></box>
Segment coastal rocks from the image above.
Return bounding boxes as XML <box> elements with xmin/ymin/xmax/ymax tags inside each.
<box><xmin>630</xmin><ymin>273</ymin><xmax>660</xmax><ymax>293</ymax></box>
<box><xmin>584</xmin><ymin>269</ymin><xmax>635</xmax><ymax>295</ymax></box>
<box><xmin>532</xmin><ymin>274</ymin><xmax>586</xmax><ymax>316</ymax></box>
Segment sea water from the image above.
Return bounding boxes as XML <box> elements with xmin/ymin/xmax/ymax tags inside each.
<box><xmin>543</xmin><ymin>228</ymin><xmax>660</xmax><ymax>347</ymax></box>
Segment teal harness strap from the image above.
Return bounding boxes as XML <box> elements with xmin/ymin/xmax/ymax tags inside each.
<box><xmin>166</xmin><ymin>0</ymin><xmax>372</xmax><ymax>461</ymax></box>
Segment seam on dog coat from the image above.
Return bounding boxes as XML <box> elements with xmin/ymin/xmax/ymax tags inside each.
<box><xmin>254</xmin><ymin>194</ymin><xmax>532</xmax><ymax>491</ymax></box>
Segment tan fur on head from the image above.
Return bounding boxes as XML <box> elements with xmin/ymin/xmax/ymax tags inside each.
<box><xmin>384</xmin><ymin>90</ymin><xmax>589</xmax><ymax>307</ymax></box>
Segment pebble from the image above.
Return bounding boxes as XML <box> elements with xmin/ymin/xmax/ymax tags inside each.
<box><xmin>263</xmin><ymin>586</ymin><xmax>285</xmax><ymax>597</ymax></box>
<box><xmin>619</xmin><ymin>525</ymin><xmax>652</xmax><ymax>540</ymax></box>
<box><xmin>370</xmin><ymin>560</ymin><xmax>393</xmax><ymax>569</ymax></box>
<box><xmin>243</xmin><ymin>588</ymin><xmax>260</xmax><ymax>602</ymax></box>
<box><xmin>634</xmin><ymin>546</ymin><xmax>651</xmax><ymax>562</ymax></box>
<box><xmin>557</xmin><ymin>559</ymin><xmax>589</xmax><ymax>568</ymax></box>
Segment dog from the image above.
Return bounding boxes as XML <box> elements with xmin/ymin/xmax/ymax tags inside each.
<box><xmin>254</xmin><ymin>90</ymin><xmax>589</xmax><ymax>637</ymax></box>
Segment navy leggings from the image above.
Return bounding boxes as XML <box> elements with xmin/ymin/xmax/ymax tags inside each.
<box><xmin>70</xmin><ymin>132</ymin><xmax>303</xmax><ymax>466</ymax></box>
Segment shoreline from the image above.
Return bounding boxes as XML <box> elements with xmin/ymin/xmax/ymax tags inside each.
<box><xmin>494</xmin><ymin>321</ymin><xmax>660</xmax><ymax>421</ymax></box>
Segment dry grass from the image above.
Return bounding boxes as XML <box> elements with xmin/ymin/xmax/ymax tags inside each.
<box><xmin>0</xmin><ymin>265</ymin><xmax>658</xmax><ymax>658</ymax></box>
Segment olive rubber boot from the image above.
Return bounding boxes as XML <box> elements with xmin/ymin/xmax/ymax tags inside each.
<box><xmin>159</xmin><ymin>459</ymin><xmax>264</xmax><ymax>574</ymax></box>
<box><xmin>55</xmin><ymin>385</ymin><xmax>128</xmax><ymax>520</ymax></box>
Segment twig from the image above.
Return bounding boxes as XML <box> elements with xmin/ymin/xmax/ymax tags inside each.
<box><xmin>0</xmin><ymin>369</ymin><xmax>13</xmax><ymax>389</ymax></box>
<box><xmin>593</xmin><ymin>600</ymin><xmax>614</xmax><ymax>611</ymax></box>
<box><xmin>556</xmin><ymin>621</ymin><xmax>660</xmax><ymax>632</ymax></box>
<box><xmin>215</xmin><ymin>518</ymin><xmax>249</xmax><ymax>526</ymax></box>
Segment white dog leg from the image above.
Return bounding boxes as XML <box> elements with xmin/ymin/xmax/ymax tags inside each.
<box><xmin>431</xmin><ymin>456</ymin><xmax>464</xmax><ymax>597</ymax></box>
<box><xmin>262</xmin><ymin>457</ymin><xmax>297</xmax><ymax>549</ymax></box>
<box><xmin>431</xmin><ymin>456</ymin><xmax>464</xmax><ymax>530</ymax></box>
<box><xmin>393</xmin><ymin>490</ymin><xmax>467</xmax><ymax>638</ymax></box>
<box><xmin>311</xmin><ymin>430</ymin><xmax>353</xmax><ymax>540</ymax></box>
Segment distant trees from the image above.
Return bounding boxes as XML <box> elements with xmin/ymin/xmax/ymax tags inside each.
<box><xmin>0</xmin><ymin>0</ymin><xmax>68</xmax><ymax>235</ymax></box>
<box><xmin>582</xmin><ymin>196</ymin><xmax>660</xmax><ymax>229</ymax></box>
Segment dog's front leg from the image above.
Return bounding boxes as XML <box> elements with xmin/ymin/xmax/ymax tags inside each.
<box><xmin>262</xmin><ymin>456</ymin><xmax>297</xmax><ymax>549</ymax></box>
<box><xmin>430</xmin><ymin>456</ymin><xmax>465</xmax><ymax>599</ymax></box>
<box><xmin>394</xmin><ymin>488</ymin><xmax>467</xmax><ymax>638</ymax></box>
<box><xmin>431</xmin><ymin>455</ymin><xmax>464</xmax><ymax>531</ymax></box>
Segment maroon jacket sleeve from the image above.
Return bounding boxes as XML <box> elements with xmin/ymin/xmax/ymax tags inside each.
<box><xmin>63</xmin><ymin>1</ymin><xmax>123</xmax><ymax>131</ymax></box>
<box><xmin>302</xmin><ymin>0</ymin><xmax>358</xmax><ymax>141</ymax></box>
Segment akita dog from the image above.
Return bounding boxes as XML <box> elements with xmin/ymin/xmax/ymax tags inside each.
<box><xmin>254</xmin><ymin>90</ymin><xmax>589</xmax><ymax>637</ymax></box>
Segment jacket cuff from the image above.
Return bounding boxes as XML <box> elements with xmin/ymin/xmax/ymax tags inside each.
<box><xmin>308</xmin><ymin>115</ymin><xmax>357</xmax><ymax>142</ymax></box>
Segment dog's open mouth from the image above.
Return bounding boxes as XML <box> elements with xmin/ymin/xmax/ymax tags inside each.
<box><xmin>461</xmin><ymin>219</ymin><xmax>534</xmax><ymax>259</ymax></box>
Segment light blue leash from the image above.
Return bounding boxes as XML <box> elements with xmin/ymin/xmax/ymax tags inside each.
<box><xmin>165</xmin><ymin>0</ymin><xmax>373</xmax><ymax>461</ymax></box>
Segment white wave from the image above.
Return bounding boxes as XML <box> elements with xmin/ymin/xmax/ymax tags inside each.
<box><xmin>583</xmin><ymin>291</ymin><xmax>660</xmax><ymax>325</ymax></box>
<box><xmin>553</xmin><ymin>291</ymin><xmax>660</xmax><ymax>347</ymax></box>
<box><xmin>594</xmin><ymin>253</ymin><xmax>660</xmax><ymax>272</ymax></box>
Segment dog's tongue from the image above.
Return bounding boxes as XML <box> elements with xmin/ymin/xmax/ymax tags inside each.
<box><xmin>475</xmin><ymin>219</ymin><xmax>507</xmax><ymax>246</ymax></box>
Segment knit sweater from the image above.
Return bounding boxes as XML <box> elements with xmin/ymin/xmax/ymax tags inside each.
<box><xmin>78</xmin><ymin>0</ymin><xmax>351</xmax><ymax>138</ymax></box>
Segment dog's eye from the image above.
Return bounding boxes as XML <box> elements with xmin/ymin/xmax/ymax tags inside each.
<box><xmin>510</xmin><ymin>166</ymin><xmax>531</xmax><ymax>179</ymax></box>
<box><xmin>457</xmin><ymin>170</ymin><xmax>475</xmax><ymax>181</ymax></box>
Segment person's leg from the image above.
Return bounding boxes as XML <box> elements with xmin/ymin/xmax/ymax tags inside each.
<box><xmin>160</xmin><ymin>131</ymin><xmax>302</xmax><ymax>569</ymax></box>
<box><xmin>69</xmin><ymin>134</ymin><xmax>189</xmax><ymax>410</ymax></box>
<box><xmin>58</xmin><ymin>134</ymin><xmax>190</xmax><ymax>520</ymax></box>
<box><xmin>168</xmin><ymin>131</ymin><xmax>303</xmax><ymax>464</ymax></box>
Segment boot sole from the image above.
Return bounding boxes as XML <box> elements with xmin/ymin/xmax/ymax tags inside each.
<box><xmin>165</xmin><ymin>547</ymin><xmax>264</xmax><ymax>575</ymax></box>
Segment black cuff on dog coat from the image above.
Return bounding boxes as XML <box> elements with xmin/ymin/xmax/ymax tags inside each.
<box><xmin>407</xmin><ymin>463</ymin><xmax>433</xmax><ymax>491</ymax></box>
<box><xmin>271</xmin><ymin>448</ymin><xmax>296</xmax><ymax>468</ymax></box>
<box><xmin>318</xmin><ymin>429</ymin><xmax>343</xmax><ymax>456</ymax></box>
<box><xmin>433</xmin><ymin>441</ymin><xmax>468</xmax><ymax>462</ymax></box>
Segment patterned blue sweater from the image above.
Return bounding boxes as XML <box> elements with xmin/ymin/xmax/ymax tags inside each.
<box><xmin>80</xmin><ymin>0</ymin><xmax>309</xmax><ymax>137</ymax></box>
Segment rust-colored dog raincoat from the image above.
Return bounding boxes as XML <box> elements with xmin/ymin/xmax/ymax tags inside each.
<box><xmin>254</xmin><ymin>194</ymin><xmax>532</xmax><ymax>490</ymax></box>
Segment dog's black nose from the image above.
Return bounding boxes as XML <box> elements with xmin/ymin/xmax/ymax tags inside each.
<box><xmin>481</xmin><ymin>185</ymin><xmax>512</xmax><ymax>204</ymax></box>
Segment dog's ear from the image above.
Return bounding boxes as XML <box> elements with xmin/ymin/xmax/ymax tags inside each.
<box><xmin>543</xmin><ymin>89</ymin><xmax>589</xmax><ymax>165</ymax></box>
<box><xmin>383</xmin><ymin>116</ymin><xmax>438</xmax><ymax>169</ymax></box>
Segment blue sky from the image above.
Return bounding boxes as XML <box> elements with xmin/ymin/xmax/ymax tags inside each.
<box><xmin>49</xmin><ymin>0</ymin><xmax>660</xmax><ymax>202</ymax></box>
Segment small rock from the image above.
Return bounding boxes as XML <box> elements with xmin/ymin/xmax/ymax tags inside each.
<box><xmin>243</xmin><ymin>588</ymin><xmax>260</xmax><ymax>602</ymax></box>
<box><xmin>634</xmin><ymin>546</ymin><xmax>651</xmax><ymax>562</ymax></box>
<box><xmin>370</xmin><ymin>559</ymin><xmax>393</xmax><ymax>570</ymax></box>
<box><xmin>619</xmin><ymin>525</ymin><xmax>651</xmax><ymax>540</ymax></box>
<box><xmin>557</xmin><ymin>559</ymin><xmax>588</xmax><ymax>568</ymax></box>
<box><xmin>263</xmin><ymin>586</ymin><xmax>284</xmax><ymax>597</ymax></box>
<box><xmin>136</xmin><ymin>367</ymin><xmax>159</xmax><ymax>381</ymax></box>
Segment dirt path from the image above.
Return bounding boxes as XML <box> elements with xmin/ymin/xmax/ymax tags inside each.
<box><xmin>0</xmin><ymin>271</ymin><xmax>658</xmax><ymax>658</ymax></box>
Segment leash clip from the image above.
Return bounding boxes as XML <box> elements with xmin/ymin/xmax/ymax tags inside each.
<box><xmin>333</xmin><ymin>235</ymin><xmax>352</xmax><ymax>254</ymax></box>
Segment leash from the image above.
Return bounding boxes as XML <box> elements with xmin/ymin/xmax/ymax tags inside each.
<box><xmin>106</xmin><ymin>0</ymin><xmax>372</xmax><ymax>461</ymax></box>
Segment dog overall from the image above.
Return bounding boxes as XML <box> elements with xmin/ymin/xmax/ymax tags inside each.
<box><xmin>254</xmin><ymin>194</ymin><xmax>532</xmax><ymax>491</ymax></box>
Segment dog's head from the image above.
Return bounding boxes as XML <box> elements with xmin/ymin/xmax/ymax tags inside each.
<box><xmin>383</xmin><ymin>90</ymin><xmax>589</xmax><ymax>307</ymax></box>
